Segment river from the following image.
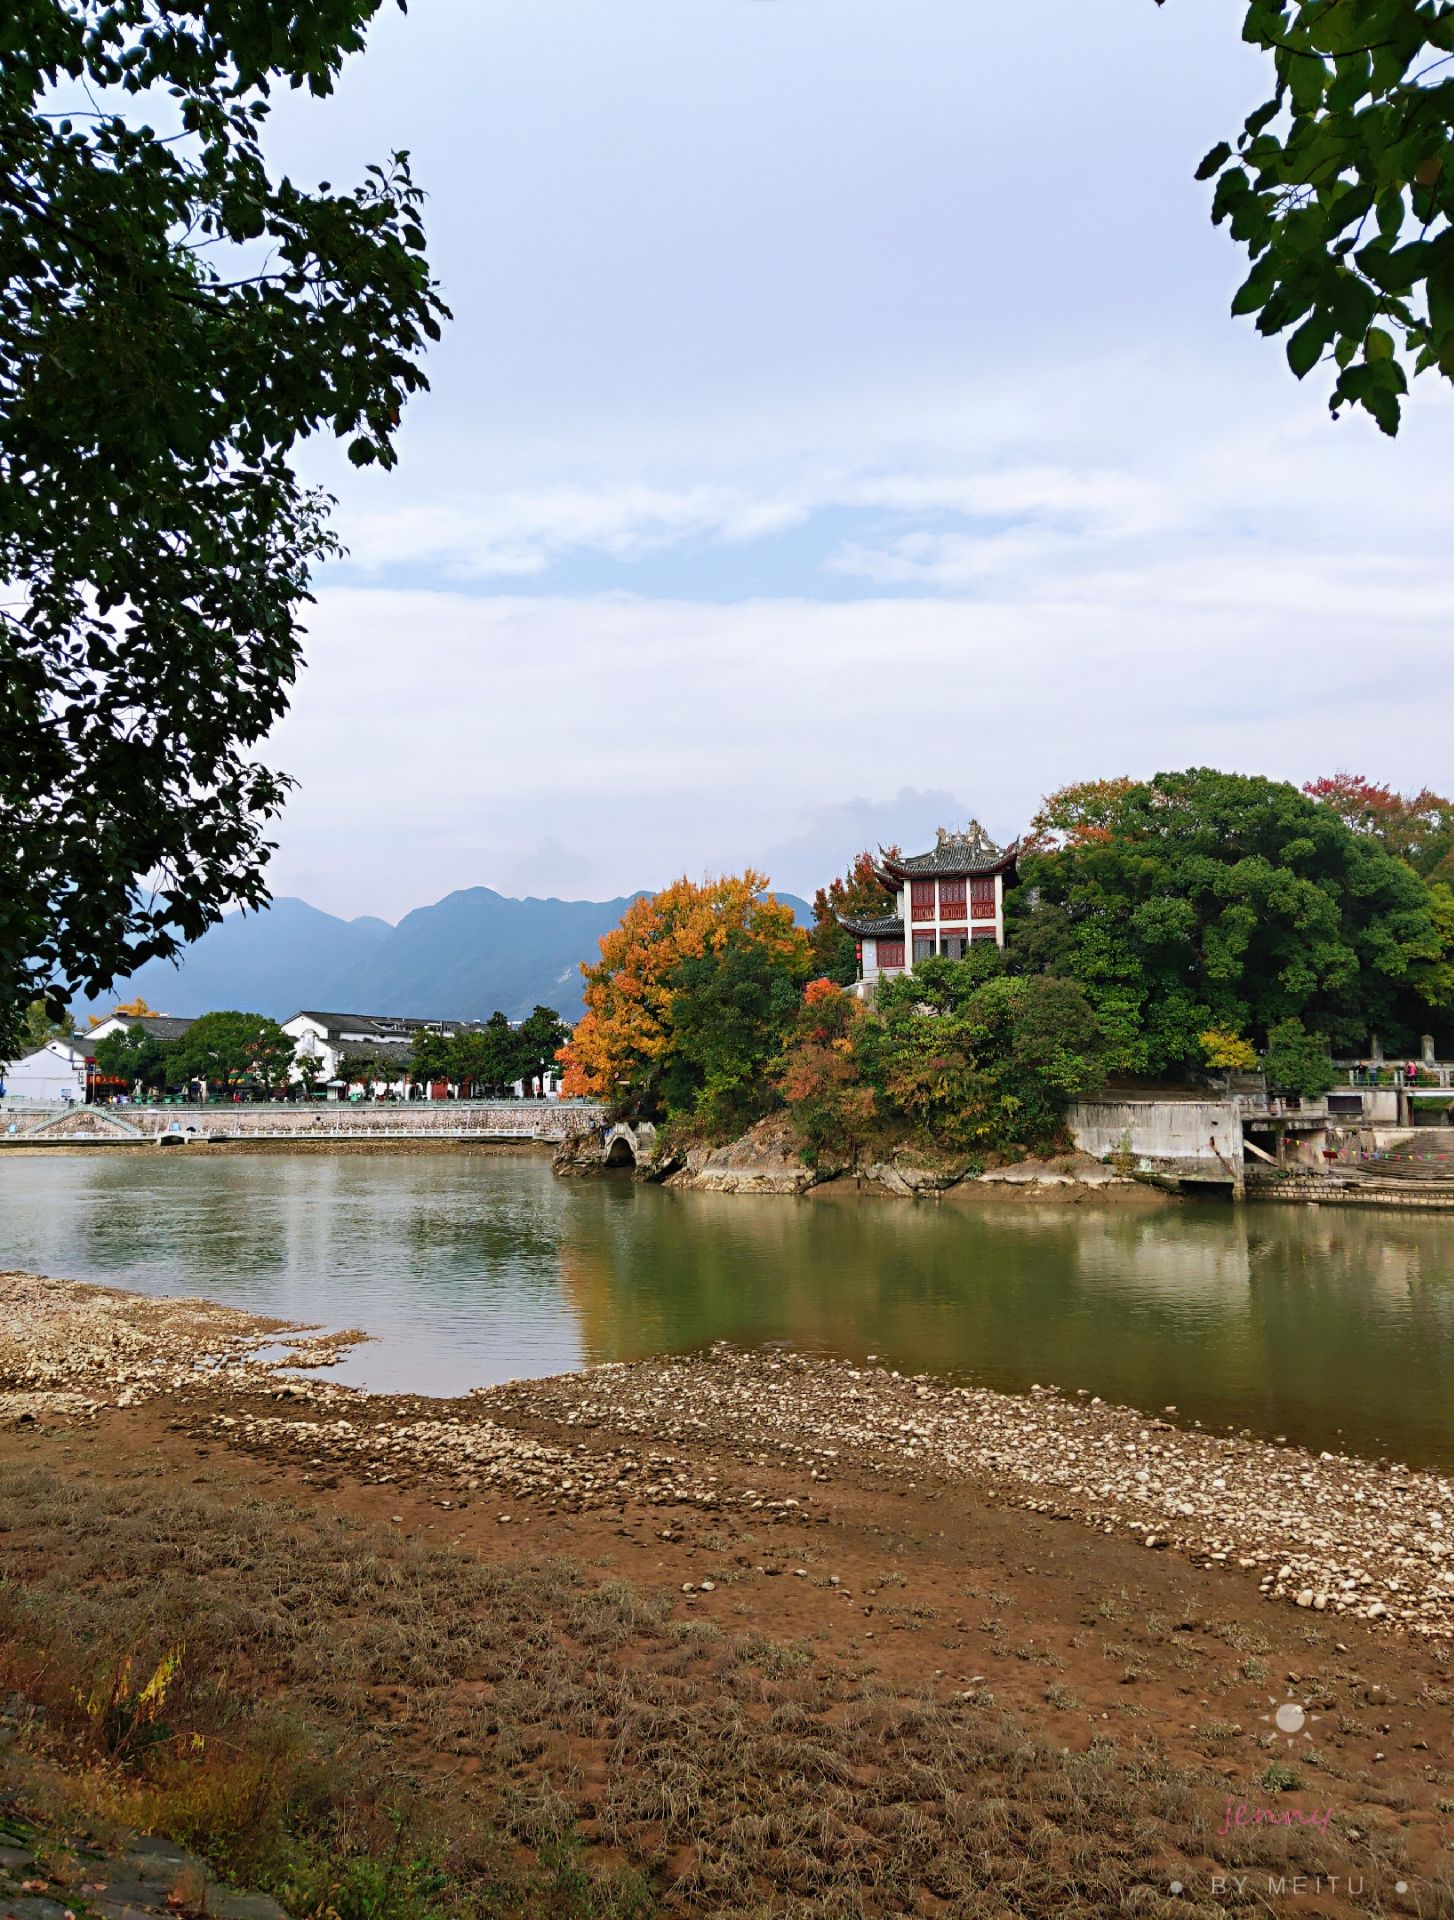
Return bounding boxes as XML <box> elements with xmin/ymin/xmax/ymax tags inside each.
<box><xmin>2</xmin><ymin>1150</ymin><xmax>1452</xmax><ymax>1466</ymax></box>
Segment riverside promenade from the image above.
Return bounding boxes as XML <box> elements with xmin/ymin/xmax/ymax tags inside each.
<box><xmin>0</xmin><ymin>1098</ymin><xmax>606</xmax><ymax>1147</ymax></box>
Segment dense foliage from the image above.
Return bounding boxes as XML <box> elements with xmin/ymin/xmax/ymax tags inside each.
<box><xmin>558</xmin><ymin>874</ymin><xmax>812</xmax><ymax>1127</ymax></box>
<box><xmin>1195</xmin><ymin>0</ymin><xmax>1454</xmax><ymax>433</ymax></box>
<box><xmin>556</xmin><ymin>765</ymin><xmax>1454</xmax><ymax>1167</ymax></box>
<box><xmin>171</xmin><ymin>1011</ymin><xmax>295</xmax><ymax>1094</ymax></box>
<box><xmin>91</xmin><ymin>1019</ymin><xmax>172</xmax><ymax>1093</ymax></box>
<box><xmin>1303</xmin><ymin>772</ymin><xmax>1454</xmax><ymax>883</ymax></box>
<box><xmin>1010</xmin><ymin>769</ymin><xmax>1449</xmax><ymax>1074</ymax></box>
<box><xmin>407</xmin><ymin>1006</ymin><xmax>569</xmax><ymax>1100</ymax></box>
<box><xmin>776</xmin><ymin>959</ymin><xmax>1105</xmax><ymax>1166</ymax></box>
<box><xmin>0</xmin><ymin>0</ymin><xmax>445</xmax><ymax>1059</ymax></box>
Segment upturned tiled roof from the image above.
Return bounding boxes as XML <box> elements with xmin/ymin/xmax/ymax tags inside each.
<box><xmin>835</xmin><ymin>913</ymin><xmax>905</xmax><ymax>937</ymax></box>
<box><xmin>875</xmin><ymin>820</ymin><xmax>1016</xmax><ymax>880</ymax></box>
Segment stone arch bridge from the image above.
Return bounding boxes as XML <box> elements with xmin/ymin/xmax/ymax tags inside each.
<box><xmin>601</xmin><ymin>1120</ymin><xmax>656</xmax><ymax>1168</ymax></box>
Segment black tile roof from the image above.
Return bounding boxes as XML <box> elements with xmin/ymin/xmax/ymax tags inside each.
<box><xmin>94</xmin><ymin>1015</ymin><xmax>195</xmax><ymax>1043</ymax></box>
<box><xmin>836</xmin><ymin>914</ymin><xmax>905</xmax><ymax>937</ymax></box>
<box><xmin>876</xmin><ymin>821</ymin><xmax>1016</xmax><ymax>879</ymax></box>
<box><xmin>291</xmin><ymin>1011</ymin><xmax>476</xmax><ymax>1041</ymax></box>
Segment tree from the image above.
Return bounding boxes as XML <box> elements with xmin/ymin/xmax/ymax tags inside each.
<box><xmin>172</xmin><ymin>1010</ymin><xmax>293</xmax><ymax>1097</ymax></box>
<box><xmin>1022</xmin><ymin>778</ymin><xmax>1137</xmax><ymax>852</ymax></box>
<box><xmin>407</xmin><ymin>1028</ymin><xmax>450</xmax><ymax>1093</ymax></box>
<box><xmin>1304</xmin><ymin>773</ymin><xmax>1454</xmax><ymax>884</ymax></box>
<box><xmin>1192</xmin><ymin>0</ymin><xmax>1454</xmax><ymax>433</ymax></box>
<box><xmin>559</xmin><ymin>873</ymin><xmax>811</xmax><ymax>1118</ymax></box>
<box><xmin>1262</xmin><ymin>1018</ymin><xmax>1337</xmax><ymax>1099</ymax></box>
<box><xmin>1</xmin><ymin>1</ymin><xmax>446</xmax><ymax>1059</ymax></box>
<box><xmin>775</xmin><ymin>979</ymin><xmax>877</xmax><ymax>1165</ymax></box>
<box><xmin>92</xmin><ymin>1020</ymin><xmax>172</xmax><ymax>1095</ymax></box>
<box><xmin>808</xmin><ymin>851</ymin><xmax>898</xmax><ymax>983</ymax></box>
<box><xmin>295</xmin><ymin>1055</ymin><xmax>325</xmax><ymax>1101</ymax></box>
<box><xmin>87</xmin><ymin>995</ymin><xmax>162</xmax><ymax>1030</ymax></box>
<box><xmin>340</xmin><ymin>1047</ymin><xmax>387</xmax><ymax>1097</ymax></box>
<box><xmin>858</xmin><ymin>967</ymin><xmax>1105</xmax><ymax>1156</ymax></box>
<box><xmin>659</xmin><ymin>929</ymin><xmax>807</xmax><ymax>1135</ymax></box>
<box><xmin>515</xmin><ymin>1006</ymin><xmax>568</xmax><ymax>1096</ymax></box>
<box><xmin>12</xmin><ymin>999</ymin><xmax>69</xmax><ymax>1054</ymax></box>
<box><xmin>478</xmin><ymin>1012</ymin><xmax>525</xmax><ymax>1096</ymax></box>
<box><xmin>444</xmin><ymin>1031</ymin><xmax>488</xmax><ymax>1099</ymax></box>
<box><xmin>1200</xmin><ymin>1027</ymin><xmax>1260</xmax><ymax>1073</ymax></box>
<box><xmin>1010</xmin><ymin>768</ymin><xmax>1449</xmax><ymax>1072</ymax></box>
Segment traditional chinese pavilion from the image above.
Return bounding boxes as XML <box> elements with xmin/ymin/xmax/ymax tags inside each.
<box><xmin>837</xmin><ymin>821</ymin><xmax>1017</xmax><ymax>986</ymax></box>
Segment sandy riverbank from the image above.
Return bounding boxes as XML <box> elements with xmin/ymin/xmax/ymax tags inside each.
<box><xmin>2</xmin><ymin>1270</ymin><xmax>1453</xmax><ymax>1916</ymax></box>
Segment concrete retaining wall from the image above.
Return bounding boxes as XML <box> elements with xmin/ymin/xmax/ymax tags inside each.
<box><xmin>1069</xmin><ymin>1099</ymin><xmax>1243</xmax><ymax>1176</ymax></box>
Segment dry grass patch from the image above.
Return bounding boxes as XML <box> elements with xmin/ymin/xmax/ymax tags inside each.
<box><xmin>0</xmin><ymin>1461</ymin><xmax>1449</xmax><ymax>1918</ymax></box>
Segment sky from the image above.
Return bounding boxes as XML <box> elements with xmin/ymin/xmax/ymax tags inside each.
<box><xmin>252</xmin><ymin>0</ymin><xmax>1453</xmax><ymax>921</ymax></box>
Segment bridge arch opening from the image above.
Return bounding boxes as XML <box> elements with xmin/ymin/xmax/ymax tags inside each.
<box><xmin>604</xmin><ymin>1134</ymin><xmax>636</xmax><ymax>1168</ymax></box>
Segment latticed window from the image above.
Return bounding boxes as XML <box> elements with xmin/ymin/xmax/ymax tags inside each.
<box><xmin>912</xmin><ymin>934</ymin><xmax>935</xmax><ymax>962</ymax></box>
<box><xmin>878</xmin><ymin>940</ymin><xmax>904</xmax><ymax>969</ymax></box>
<box><xmin>969</xmin><ymin>877</ymin><xmax>997</xmax><ymax>917</ymax></box>
<box><xmin>911</xmin><ymin>880</ymin><xmax>935</xmax><ymax>922</ymax></box>
<box><xmin>940</xmin><ymin>876</ymin><xmax>966</xmax><ymax>914</ymax></box>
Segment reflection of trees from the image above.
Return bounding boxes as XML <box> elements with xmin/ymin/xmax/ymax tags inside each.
<box><xmin>71</xmin><ymin>1155</ymin><xmax>289</xmax><ymax>1283</ymax></box>
<box><xmin>12</xmin><ymin>1153</ymin><xmax>1454</xmax><ymax>1469</ymax></box>
<box><xmin>552</xmin><ymin>1182</ymin><xmax>1454</xmax><ymax>1468</ymax></box>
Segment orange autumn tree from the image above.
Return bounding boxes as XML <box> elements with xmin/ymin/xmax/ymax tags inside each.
<box><xmin>1022</xmin><ymin>777</ymin><xmax>1136</xmax><ymax>853</ymax></box>
<box><xmin>558</xmin><ymin>871</ymin><xmax>811</xmax><ymax>1126</ymax></box>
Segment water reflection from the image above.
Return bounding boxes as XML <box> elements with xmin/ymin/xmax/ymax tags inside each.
<box><xmin>2</xmin><ymin>1153</ymin><xmax>1451</xmax><ymax>1465</ymax></box>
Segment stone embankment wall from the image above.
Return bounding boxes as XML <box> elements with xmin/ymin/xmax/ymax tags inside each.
<box><xmin>2</xmin><ymin>1100</ymin><xmax>605</xmax><ymax>1144</ymax></box>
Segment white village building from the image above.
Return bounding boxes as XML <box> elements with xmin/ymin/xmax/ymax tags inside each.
<box><xmin>0</xmin><ymin>1036</ymin><xmax>92</xmax><ymax>1103</ymax></box>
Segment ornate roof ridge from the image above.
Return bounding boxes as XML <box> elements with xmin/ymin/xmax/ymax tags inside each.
<box><xmin>873</xmin><ymin>820</ymin><xmax>1018</xmax><ymax>879</ymax></box>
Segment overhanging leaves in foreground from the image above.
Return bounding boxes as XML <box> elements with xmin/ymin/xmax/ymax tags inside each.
<box><xmin>0</xmin><ymin>1</ymin><xmax>448</xmax><ymax>1054</ymax></box>
<box><xmin>1182</xmin><ymin>0</ymin><xmax>1454</xmax><ymax>433</ymax></box>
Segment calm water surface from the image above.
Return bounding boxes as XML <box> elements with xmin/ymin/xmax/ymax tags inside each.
<box><xmin>2</xmin><ymin>1152</ymin><xmax>1452</xmax><ymax>1466</ymax></box>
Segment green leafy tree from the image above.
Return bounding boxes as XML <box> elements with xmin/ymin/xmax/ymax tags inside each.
<box><xmin>92</xmin><ymin>1020</ymin><xmax>172</xmax><ymax>1095</ymax></box>
<box><xmin>858</xmin><ymin>966</ymin><xmax>1104</xmax><ymax>1156</ymax></box>
<box><xmin>659</xmin><ymin>928</ymin><xmax>811</xmax><ymax>1136</ymax></box>
<box><xmin>1193</xmin><ymin>0</ymin><xmax>1454</xmax><ymax>433</ymax></box>
<box><xmin>1</xmin><ymin>0</ymin><xmax>447</xmax><ymax>1059</ymax></box>
<box><xmin>1010</xmin><ymin>769</ymin><xmax>1448</xmax><ymax>1073</ymax></box>
<box><xmin>341</xmin><ymin>1047</ymin><xmax>387</xmax><ymax>1096</ymax></box>
<box><xmin>1262</xmin><ymin>1018</ymin><xmax>1337</xmax><ymax>1099</ymax></box>
<box><xmin>172</xmin><ymin>1010</ymin><xmax>292</xmax><ymax>1097</ymax></box>
<box><xmin>12</xmin><ymin>1000</ymin><xmax>69</xmax><ymax>1054</ymax></box>
<box><xmin>407</xmin><ymin>1028</ymin><xmax>450</xmax><ymax>1092</ymax></box>
<box><xmin>479</xmin><ymin>1011</ymin><xmax>526</xmax><ymax>1095</ymax></box>
<box><xmin>294</xmin><ymin>1055</ymin><xmax>325</xmax><ymax>1101</ymax></box>
<box><xmin>515</xmin><ymin>1005</ymin><xmax>568</xmax><ymax>1096</ymax></box>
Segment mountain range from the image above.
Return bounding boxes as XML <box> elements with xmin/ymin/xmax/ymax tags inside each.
<box><xmin>76</xmin><ymin>887</ymin><xmax>813</xmax><ymax>1026</ymax></box>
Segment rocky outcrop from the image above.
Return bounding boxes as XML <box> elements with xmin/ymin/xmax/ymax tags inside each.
<box><xmin>851</xmin><ymin>1149</ymin><xmax>974</xmax><ymax>1197</ymax></box>
<box><xmin>553</xmin><ymin>1129</ymin><xmax>608</xmax><ymax>1177</ymax></box>
<box><xmin>973</xmin><ymin>1150</ymin><xmax>1146</xmax><ymax>1197</ymax></box>
<box><xmin>662</xmin><ymin>1116</ymin><xmax>837</xmax><ymax>1194</ymax></box>
<box><xmin>559</xmin><ymin>1116</ymin><xmax>1152</xmax><ymax>1201</ymax></box>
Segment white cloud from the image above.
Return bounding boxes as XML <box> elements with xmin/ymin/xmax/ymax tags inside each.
<box><xmin>265</xmin><ymin>547</ymin><xmax>1454</xmax><ymax>921</ymax></box>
